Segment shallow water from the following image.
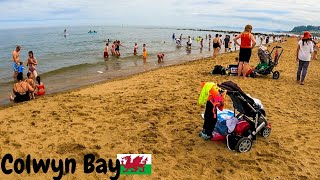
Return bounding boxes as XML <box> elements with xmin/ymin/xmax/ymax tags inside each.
<box><xmin>0</xmin><ymin>26</ymin><xmax>266</xmax><ymax>105</ymax></box>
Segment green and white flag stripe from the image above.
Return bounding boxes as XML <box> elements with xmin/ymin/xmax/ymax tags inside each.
<box><xmin>117</xmin><ymin>154</ymin><xmax>152</xmax><ymax>175</ymax></box>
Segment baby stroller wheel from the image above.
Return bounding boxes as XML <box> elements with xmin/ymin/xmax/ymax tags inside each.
<box><xmin>236</xmin><ymin>137</ymin><xmax>252</xmax><ymax>153</ymax></box>
<box><xmin>260</xmin><ymin>127</ymin><xmax>271</xmax><ymax>138</ymax></box>
<box><xmin>272</xmin><ymin>71</ymin><xmax>280</xmax><ymax>79</ymax></box>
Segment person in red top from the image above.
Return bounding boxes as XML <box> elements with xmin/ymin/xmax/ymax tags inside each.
<box><xmin>234</xmin><ymin>24</ymin><xmax>256</xmax><ymax>78</ymax></box>
<box><xmin>35</xmin><ymin>76</ymin><xmax>45</xmax><ymax>96</ymax></box>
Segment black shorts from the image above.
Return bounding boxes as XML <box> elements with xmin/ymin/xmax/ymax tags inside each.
<box><xmin>225</xmin><ymin>43</ymin><xmax>229</xmax><ymax>49</ymax></box>
<box><xmin>213</xmin><ymin>43</ymin><xmax>220</xmax><ymax>49</ymax></box>
<box><xmin>239</xmin><ymin>48</ymin><xmax>252</xmax><ymax>63</ymax></box>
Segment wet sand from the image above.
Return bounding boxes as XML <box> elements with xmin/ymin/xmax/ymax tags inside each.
<box><xmin>0</xmin><ymin>38</ymin><xmax>319</xmax><ymax>179</ymax></box>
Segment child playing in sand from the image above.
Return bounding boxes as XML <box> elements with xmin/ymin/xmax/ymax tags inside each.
<box><xmin>157</xmin><ymin>53</ymin><xmax>164</xmax><ymax>63</ymax></box>
<box><xmin>134</xmin><ymin>43</ymin><xmax>138</xmax><ymax>55</ymax></box>
<box><xmin>104</xmin><ymin>43</ymin><xmax>109</xmax><ymax>59</ymax></box>
<box><xmin>142</xmin><ymin>44</ymin><xmax>147</xmax><ymax>62</ymax></box>
<box><xmin>25</xmin><ymin>72</ymin><xmax>35</xmax><ymax>99</ymax></box>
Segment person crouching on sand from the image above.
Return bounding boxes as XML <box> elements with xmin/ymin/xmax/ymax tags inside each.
<box><xmin>198</xmin><ymin>81</ymin><xmax>226</xmax><ymax>140</ymax></box>
<box><xmin>25</xmin><ymin>72</ymin><xmax>35</xmax><ymax>99</ymax></box>
<box><xmin>35</xmin><ymin>76</ymin><xmax>45</xmax><ymax>96</ymax></box>
<box><xmin>142</xmin><ymin>44</ymin><xmax>147</xmax><ymax>62</ymax></box>
<box><xmin>157</xmin><ymin>53</ymin><xmax>164</xmax><ymax>63</ymax></box>
<box><xmin>10</xmin><ymin>73</ymin><xmax>34</xmax><ymax>103</ymax></box>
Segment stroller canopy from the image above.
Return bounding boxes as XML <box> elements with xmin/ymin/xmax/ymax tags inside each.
<box><xmin>258</xmin><ymin>46</ymin><xmax>271</xmax><ymax>64</ymax></box>
<box><xmin>219</xmin><ymin>81</ymin><xmax>259</xmax><ymax>117</ymax></box>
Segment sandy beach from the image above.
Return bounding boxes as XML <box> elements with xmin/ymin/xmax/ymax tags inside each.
<box><xmin>0</xmin><ymin>37</ymin><xmax>319</xmax><ymax>179</ymax></box>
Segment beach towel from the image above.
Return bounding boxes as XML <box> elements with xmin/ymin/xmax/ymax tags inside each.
<box><xmin>246</xmin><ymin>94</ymin><xmax>264</xmax><ymax>110</ymax></box>
<box><xmin>226</xmin><ymin>117</ymin><xmax>239</xmax><ymax>133</ymax></box>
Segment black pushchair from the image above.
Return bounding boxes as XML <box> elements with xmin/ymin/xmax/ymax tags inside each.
<box><xmin>219</xmin><ymin>81</ymin><xmax>271</xmax><ymax>152</ymax></box>
<box><xmin>250</xmin><ymin>46</ymin><xmax>283</xmax><ymax>79</ymax></box>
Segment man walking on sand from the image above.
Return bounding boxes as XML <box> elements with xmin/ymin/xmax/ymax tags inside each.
<box><xmin>12</xmin><ymin>45</ymin><xmax>21</xmax><ymax>79</ymax></box>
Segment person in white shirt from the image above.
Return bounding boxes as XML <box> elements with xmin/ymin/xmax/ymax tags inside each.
<box><xmin>296</xmin><ymin>31</ymin><xmax>314</xmax><ymax>85</ymax></box>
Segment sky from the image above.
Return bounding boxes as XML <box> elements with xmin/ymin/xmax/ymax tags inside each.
<box><xmin>0</xmin><ymin>0</ymin><xmax>319</xmax><ymax>31</ymax></box>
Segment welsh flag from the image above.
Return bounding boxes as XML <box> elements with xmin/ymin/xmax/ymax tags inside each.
<box><xmin>117</xmin><ymin>154</ymin><xmax>152</xmax><ymax>175</ymax></box>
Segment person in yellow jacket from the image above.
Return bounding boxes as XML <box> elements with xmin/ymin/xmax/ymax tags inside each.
<box><xmin>198</xmin><ymin>81</ymin><xmax>226</xmax><ymax>140</ymax></box>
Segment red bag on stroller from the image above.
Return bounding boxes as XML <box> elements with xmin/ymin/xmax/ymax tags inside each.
<box><xmin>234</xmin><ymin>120</ymin><xmax>251</xmax><ymax>136</ymax></box>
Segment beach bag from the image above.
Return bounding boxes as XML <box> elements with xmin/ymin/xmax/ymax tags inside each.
<box><xmin>234</xmin><ymin>121</ymin><xmax>251</xmax><ymax>136</ymax></box>
<box><xmin>228</xmin><ymin>64</ymin><xmax>238</xmax><ymax>75</ymax></box>
<box><xmin>214</xmin><ymin>118</ymin><xmax>228</xmax><ymax>136</ymax></box>
<box><xmin>212</xmin><ymin>65</ymin><xmax>226</xmax><ymax>75</ymax></box>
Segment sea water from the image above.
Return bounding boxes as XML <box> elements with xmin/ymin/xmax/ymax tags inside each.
<box><xmin>0</xmin><ymin>25</ymin><xmax>263</xmax><ymax>105</ymax></box>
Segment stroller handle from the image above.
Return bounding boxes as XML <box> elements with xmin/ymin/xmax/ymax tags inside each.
<box><xmin>271</xmin><ymin>46</ymin><xmax>284</xmax><ymax>55</ymax></box>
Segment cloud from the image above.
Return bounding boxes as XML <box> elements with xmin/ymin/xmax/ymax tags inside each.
<box><xmin>48</xmin><ymin>8</ymin><xmax>81</xmax><ymax>15</ymax></box>
<box><xmin>236</xmin><ymin>9</ymin><xmax>290</xmax><ymax>15</ymax></box>
<box><xmin>0</xmin><ymin>0</ymin><xmax>318</xmax><ymax>31</ymax></box>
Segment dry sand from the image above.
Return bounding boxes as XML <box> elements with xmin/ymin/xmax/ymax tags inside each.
<box><xmin>0</xmin><ymin>38</ymin><xmax>319</xmax><ymax>180</ymax></box>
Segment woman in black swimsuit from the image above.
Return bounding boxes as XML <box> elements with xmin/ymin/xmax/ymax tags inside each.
<box><xmin>10</xmin><ymin>73</ymin><xmax>34</xmax><ymax>103</ymax></box>
<box><xmin>212</xmin><ymin>34</ymin><xmax>222</xmax><ymax>58</ymax></box>
<box><xmin>115</xmin><ymin>40</ymin><xmax>124</xmax><ymax>57</ymax></box>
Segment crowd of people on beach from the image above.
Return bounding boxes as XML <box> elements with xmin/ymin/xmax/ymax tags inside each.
<box><xmin>101</xmin><ymin>28</ymin><xmax>289</xmax><ymax>67</ymax></box>
<box><xmin>199</xmin><ymin>24</ymin><xmax>318</xmax><ymax>142</ymax></box>
<box><xmin>10</xmin><ymin>46</ymin><xmax>45</xmax><ymax>103</ymax></box>
<box><xmin>9</xmin><ymin>25</ymin><xmax>318</xmax><ymax>104</ymax></box>
<box><xmin>103</xmin><ymin>40</ymin><xmax>150</xmax><ymax>62</ymax></box>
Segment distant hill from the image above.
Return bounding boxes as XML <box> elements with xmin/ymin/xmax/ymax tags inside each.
<box><xmin>291</xmin><ymin>25</ymin><xmax>320</xmax><ymax>32</ymax></box>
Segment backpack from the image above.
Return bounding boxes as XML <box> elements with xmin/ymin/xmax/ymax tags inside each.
<box><xmin>212</xmin><ymin>65</ymin><xmax>226</xmax><ymax>75</ymax></box>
